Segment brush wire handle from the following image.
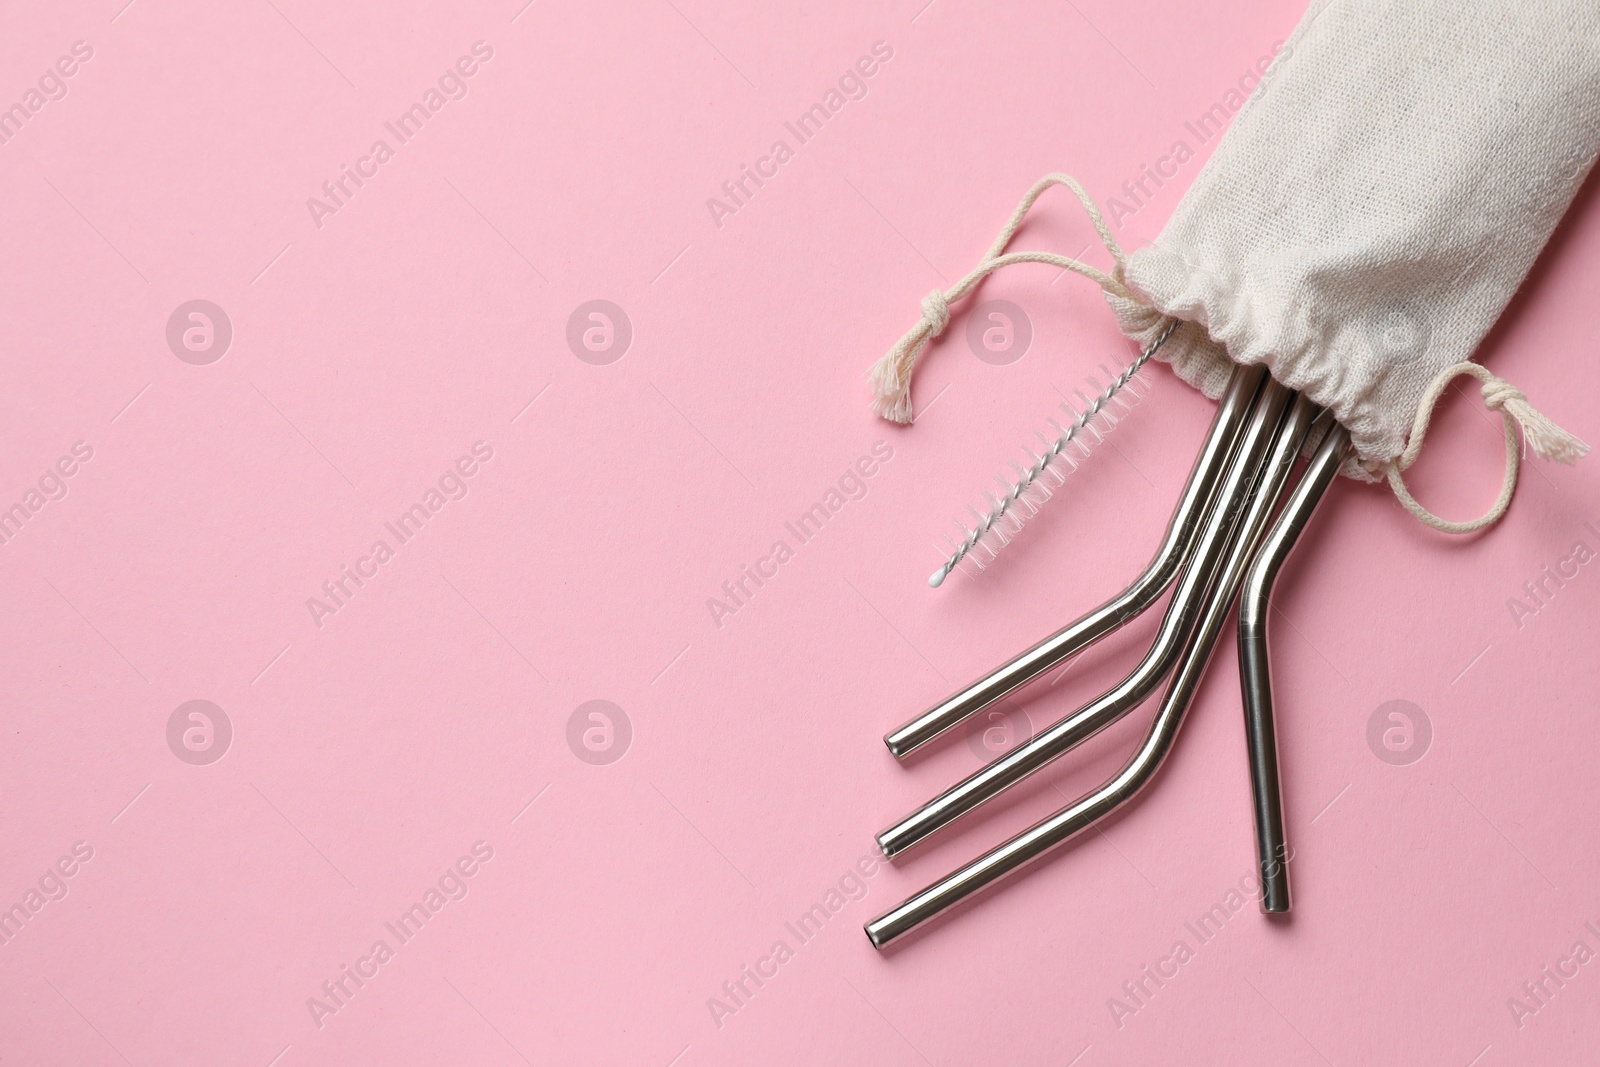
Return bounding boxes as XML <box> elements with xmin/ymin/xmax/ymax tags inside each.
<box><xmin>929</xmin><ymin>320</ymin><xmax>1180</xmax><ymax>588</ymax></box>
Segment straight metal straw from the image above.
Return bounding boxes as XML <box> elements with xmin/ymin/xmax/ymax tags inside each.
<box><xmin>883</xmin><ymin>364</ymin><xmax>1266</xmax><ymax>759</ymax></box>
<box><xmin>876</xmin><ymin>379</ymin><xmax>1294</xmax><ymax>858</ymax></box>
<box><xmin>1237</xmin><ymin>420</ymin><xmax>1351</xmax><ymax>913</ymax></box>
<box><xmin>865</xmin><ymin>390</ymin><xmax>1319</xmax><ymax>950</ymax></box>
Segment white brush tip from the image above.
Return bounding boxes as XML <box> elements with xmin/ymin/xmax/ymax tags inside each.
<box><xmin>928</xmin><ymin>564</ymin><xmax>950</xmax><ymax>588</ymax></box>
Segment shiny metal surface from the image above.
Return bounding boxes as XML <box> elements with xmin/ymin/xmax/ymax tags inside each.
<box><xmin>882</xmin><ymin>364</ymin><xmax>1266</xmax><ymax>760</ymax></box>
<box><xmin>875</xmin><ymin>379</ymin><xmax>1294</xmax><ymax>859</ymax></box>
<box><xmin>1237</xmin><ymin>420</ymin><xmax>1350</xmax><ymax>914</ymax></box>
<box><xmin>865</xmin><ymin>389</ymin><xmax>1318</xmax><ymax>950</ymax></box>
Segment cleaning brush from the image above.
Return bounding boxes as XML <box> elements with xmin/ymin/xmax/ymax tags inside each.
<box><xmin>928</xmin><ymin>322</ymin><xmax>1178</xmax><ymax>589</ymax></box>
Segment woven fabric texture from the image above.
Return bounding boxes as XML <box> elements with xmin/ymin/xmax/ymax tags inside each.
<box><xmin>1106</xmin><ymin>0</ymin><xmax>1600</xmax><ymax>478</ymax></box>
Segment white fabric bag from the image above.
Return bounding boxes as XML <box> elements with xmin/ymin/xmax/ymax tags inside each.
<box><xmin>869</xmin><ymin>0</ymin><xmax>1598</xmax><ymax>532</ymax></box>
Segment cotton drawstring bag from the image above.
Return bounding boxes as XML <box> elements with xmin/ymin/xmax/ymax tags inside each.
<box><xmin>868</xmin><ymin>0</ymin><xmax>1599</xmax><ymax>534</ymax></box>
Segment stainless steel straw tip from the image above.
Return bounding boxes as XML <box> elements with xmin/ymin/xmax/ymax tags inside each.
<box><xmin>877</xmin><ymin>818</ymin><xmax>925</xmax><ymax>858</ymax></box>
<box><xmin>864</xmin><ymin>897</ymin><xmax>924</xmax><ymax>948</ymax></box>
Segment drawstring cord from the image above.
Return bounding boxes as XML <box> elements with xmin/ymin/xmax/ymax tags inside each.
<box><xmin>1386</xmin><ymin>361</ymin><xmax>1588</xmax><ymax>534</ymax></box>
<box><xmin>865</xmin><ymin>173</ymin><xmax>1159</xmax><ymax>424</ymax></box>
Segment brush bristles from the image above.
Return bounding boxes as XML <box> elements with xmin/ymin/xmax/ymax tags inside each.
<box><xmin>933</xmin><ymin>361</ymin><xmax>1155</xmax><ymax>586</ymax></box>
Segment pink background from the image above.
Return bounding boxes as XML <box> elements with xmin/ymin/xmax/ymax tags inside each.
<box><xmin>3</xmin><ymin>0</ymin><xmax>1599</xmax><ymax>1063</ymax></box>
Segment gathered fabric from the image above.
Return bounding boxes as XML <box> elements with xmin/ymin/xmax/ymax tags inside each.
<box><xmin>868</xmin><ymin>0</ymin><xmax>1598</xmax><ymax>535</ymax></box>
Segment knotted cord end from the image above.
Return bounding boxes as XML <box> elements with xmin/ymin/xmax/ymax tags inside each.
<box><xmin>862</xmin><ymin>173</ymin><xmax>1147</xmax><ymax>425</ymax></box>
<box><xmin>867</xmin><ymin>290</ymin><xmax>951</xmax><ymax>424</ymax></box>
<box><xmin>1387</xmin><ymin>362</ymin><xmax>1587</xmax><ymax>535</ymax></box>
<box><xmin>1487</xmin><ymin>381</ymin><xmax>1589</xmax><ymax>464</ymax></box>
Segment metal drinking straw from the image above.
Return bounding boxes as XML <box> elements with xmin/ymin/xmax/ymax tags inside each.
<box><xmin>1237</xmin><ymin>418</ymin><xmax>1351</xmax><ymax>913</ymax></box>
<box><xmin>882</xmin><ymin>364</ymin><xmax>1266</xmax><ymax>759</ymax></box>
<box><xmin>865</xmin><ymin>389</ymin><xmax>1320</xmax><ymax>949</ymax></box>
